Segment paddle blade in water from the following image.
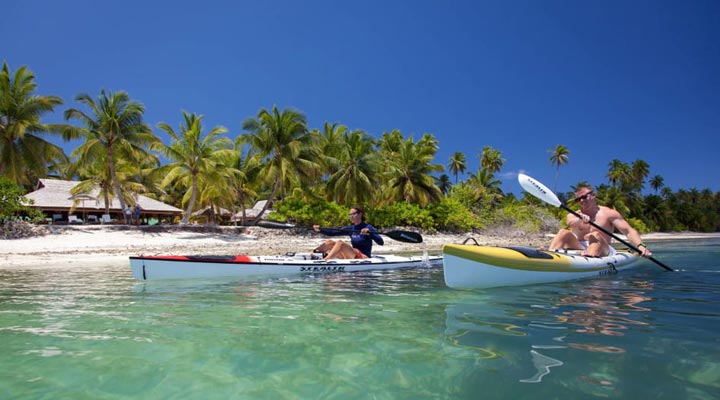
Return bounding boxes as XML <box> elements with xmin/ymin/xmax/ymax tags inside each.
<box><xmin>518</xmin><ymin>173</ymin><xmax>562</xmax><ymax>207</ymax></box>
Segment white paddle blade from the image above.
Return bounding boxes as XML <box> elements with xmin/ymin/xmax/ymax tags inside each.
<box><xmin>518</xmin><ymin>173</ymin><xmax>562</xmax><ymax>207</ymax></box>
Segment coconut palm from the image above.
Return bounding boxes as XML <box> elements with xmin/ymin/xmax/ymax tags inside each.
<box><xmin>650</xmin><ymin>175</ymin><xmax>664</xmax><ymax>194</ymax></box>
<box><xmin>479</xmin><ymin>145</ymin><xmax>504</xmax><ymax>174</ymax></box>
<box><xmin>436</xmin><ymin>174</ymin><xmax>452</xmax><ymax>195</ymax></box>
<box><xmin>326</xmin><ymin>129</ymin><xmax>379</xmax><ymax>206</ymax></box>
<box><xmin>70</xmin><ymin>158</ymin><xmax>145</xmax><ymax>216</ymax></box>
<box><xmin>447</xmin><ymin>151</ymin><xmax>467</xmax><ymax>184</ymax></box>
<box><xmin>607</xmin><ymin>159</ymin><xmax>631</xmax><ymax>188</ymax></box>
<box><xmin>548</xmin><ymin>145</ymin><xmax>570</xmax><ymax>192</ymax></box>
<box><xmin>315</xmin><ymin>122</ymin><xmax>348</xmax><ymax>174</ymax></box>
<box><xmin>222</xmin><ymin>137</ymin><xmax>261</xmax><ymax>225</ymax></box>
<box><xmin>64</xmin><ymin>89</ymin><xmax>156</xmax><ymax>214</ymax></box>
<box><xmin>156</xmin><ymin>111</ymin><xmax>232</xmax><ymax>224</ymax></box>
<box><xmin>467</xmin><ymin>167</ymin><xmax>503</xmax><ymax>207</ymax></box>
<box><xmin>630</xmin><ymin>159</ymin><xmax>650</xmax><ymax>192</ymax></box>
<box><xmin>0</xmin><ymin>62</ymin><xmax>69</xmax><ymax>189</ymax></box>
<box><xmin>382</xmin><ymin>133</ymin><xmax>443</xmax><ymax>206</ymax></box>
<box><xmin>643</xmin><ymin>194</ymin><xmax>671</xmax><ymax>231</ymax></box>
<box><xmin>240</xmin><ymin>106</ymin><xmax>319</xmax><ymax>222</ymax></box>
<box><xmin>378</xmin><ymin>129</ymin><xmax>405</xmax><ymax>155</ymax></box>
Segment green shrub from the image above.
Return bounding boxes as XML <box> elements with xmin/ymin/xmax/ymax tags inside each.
<box><xmin>0</xmin><ymin>177</ymin><xmax>43</xmax><ymax>223</ymax></box>
<box><xmin>427</xmin><ymin>198</ymin><xmax>483</xmax><ymax>232</ymax></box>
<box><xmin>489</xmin><ymin>203</ymin><xmax>559</xmax><ymax>233</ymax></box>
<box><xmin>371</xmin><ymin>203</ymin><xmax>435</xmax><ymax>229</ymax></box>
<box><xmin>268</xmin><ymin>198</ymin><xmax>347</xmax><ymax>227</ymax></box>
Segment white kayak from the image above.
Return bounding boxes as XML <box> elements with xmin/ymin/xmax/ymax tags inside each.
<box><xmin>443</xmin><ymin>244</ymin><xmax>640</xmax><ymax>289</ymax></box>
<box><xmin>130</xmin><ymin>252</ymin><xmax>442</xmax><ymax>281</ymax></box>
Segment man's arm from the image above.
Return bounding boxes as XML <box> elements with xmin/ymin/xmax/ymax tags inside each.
<box><xmin>611</xmin><ymin>213</ymin><xmax>652</xmax><ymax>257</ymax></box>
<box><xmin>611</xmin><ymin>216</ymin><xmax>641</xmax><ymax>246</ymax></box>
<box><xmin>565</xmin><ymin>212</ymin><xmax>581</xmax><ymax>228</ymax></box>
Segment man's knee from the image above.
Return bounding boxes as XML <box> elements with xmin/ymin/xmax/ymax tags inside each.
<box><xmin>587</xmin><ymin>232</ymin><xmax>607</xmax><ymax>244</ymax></box>
<box><xmin>558</xmin><ymin>229</ymin><xmax>575</xmax><ymax>239</ymax></box>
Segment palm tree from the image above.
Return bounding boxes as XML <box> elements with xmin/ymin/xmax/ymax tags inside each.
<box><xmin>326</xmin><ymin>129</ymin><xmax>379</xmax><ymax>206</ymax></box>
<box><xmin>479</xmin><ymin>145</ymin><xmax>504</xmax><ymax>174</ymax></box>
<box><xmin>315</xmin><ymin>122</ymin><xmax>348</xmax><ymax>174</ymax></box>
<box><xmin>467</xmin><ymin>167</ymin><xmax>503</xmax><ymax>207</ymax></box>
<box><xmin>378</xmin><ymin>129</ymin><xmax>405</xmax><ymax>155</ymax></box>
<box><xmin>382</xmin><ymin>133</ymin><xmax>443</xmax><ymax>206</ymax></box>
<box><xmin>436</xmin><ymin>174</ymin><xmax>452</xmax><ymax>195</ymax></box>
<box><xmin>156</xmin><ymin>111</ymin><xmax>232</xmax><ymax>224</ymax></box>
<box><xmin>0</xmin><ymin>62</ymin><xmax>69</xmax><ymax>189</ymax></box>
<box><xmin>607</xmin><ymin>159</ymin><xmax>631</xmax><ymax>188</ymax></box>
<box><xmin>70</xmin><ymin>158</ymin><xmax>145</xmax><ymax>217</ymax></box>
<box><xmin>660</xmin><ymin>187</ymin><xmax>674</xmax><ymax>202</ymax></box>
<box><xmin>650</xmin><ymin>175</ymin><xmax>664</xmax><ymax>194</ymax></box>
<box><xmin>223</xmin><ymin>137</ymin><xmax>261</xmax><ymax>225</ymax></box>
<box><xmin>447</xmin><ymin>151</ymin><xmax>467</xmax><ymax>184</ymax></box>
<box><xmin>64</xmin><ymin>89</ymin><xmax>156</xmax><ymax>214</ymax></box>
<box><xmin>240</xmin><ymin>106</ymin><xmax>319</xmax><ymax>222</ymax></box>
<box><xmin>643</xmin><ymin>194</ymin><xmax>670</xmax><ymax>231</ymax></box>
<box><xmin>630</xmin><ymin>159</ymin><xmax>650</xmax><ymax>192</ymax></box>
<box><xmin>548</xmin><ymin>144</ymin><xmax>570</xmax><ymax>192</ymax></box>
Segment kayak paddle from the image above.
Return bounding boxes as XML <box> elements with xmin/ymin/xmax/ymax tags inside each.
<box><xmin>257</xmin><ymin>220</ymin><xmax>423</xmax><ymax>244</ymax></box>
<box><xmin>518</xmin><ymin>173</ymin><xmax>674</xmax><ymax>272</ymax></box>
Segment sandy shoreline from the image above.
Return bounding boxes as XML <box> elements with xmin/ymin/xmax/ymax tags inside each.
<box><xmin>1</xmin><ymin>225</ymin><xmax>718</xmax><ymax>268</ymax></box>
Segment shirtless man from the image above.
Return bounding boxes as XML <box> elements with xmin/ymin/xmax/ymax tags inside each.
<box><xmin>547</xmin><ymin>185</ymin><xmax>653</xmax><ymax>258</ymax></box>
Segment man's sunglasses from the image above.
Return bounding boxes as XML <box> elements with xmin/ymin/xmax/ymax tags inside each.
<box><xmin>575</xmin><ymin>192</ymin><xmax>594</xmax><ymax>202</ymax></box>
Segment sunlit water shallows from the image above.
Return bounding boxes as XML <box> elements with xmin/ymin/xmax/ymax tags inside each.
<box><xmin>1</xmin><ymin>240</ymin><xmax>719</xmax><ymax>399</ymax></box>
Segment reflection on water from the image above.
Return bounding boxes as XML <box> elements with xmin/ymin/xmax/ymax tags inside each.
<box><xmin>442</xmin><ymin>249</ymin><xmax>720</xmax><ymax>396</ymax></box>
<box><xmin>1</xmin><ymin>239</ymin><xmax>719</xmax><ymax>399</ymax></box>
<box><xmin>444</xmin><ymin>278</ymin><xmax>658</xmax><ymax>383</ymax></box>
<box><xmin>554</xmin><ymin>280</ymin><xmax>652</xmax><ymax>340</ymax></box>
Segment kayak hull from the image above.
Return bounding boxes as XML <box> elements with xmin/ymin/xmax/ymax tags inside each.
<box><xmin>130</xmin><ymin>253</ymin><xmax>442</xmax><ymax>281</ymax></box>
<box><xmin>443</xmin><ymin>244</ymin><xmax>639</xmax><ymax>289</ymax></box>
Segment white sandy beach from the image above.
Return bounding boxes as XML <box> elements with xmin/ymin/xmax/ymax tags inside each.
<box><xmin>1</xmin><ymin>225</ymin><xmax>718</xmax><ymax>268</ymax></box>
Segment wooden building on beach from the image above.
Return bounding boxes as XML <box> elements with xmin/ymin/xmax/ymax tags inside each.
<box><xmin>24</xmin><ymin>179</ymin><xmax>183</xmax><ymax>225</ymax></box>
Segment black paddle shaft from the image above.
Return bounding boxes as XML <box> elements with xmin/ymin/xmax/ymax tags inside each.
<box><xmin>257</xmin><ymin>220</ymin><xmax>423</xmax><ymax>244</ymax></box>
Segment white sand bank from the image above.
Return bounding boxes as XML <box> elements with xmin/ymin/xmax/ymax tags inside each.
<box><xmin>1</xmin><ymin>225</ymin><xmax>717</xmax><ymax>268</ymax></box>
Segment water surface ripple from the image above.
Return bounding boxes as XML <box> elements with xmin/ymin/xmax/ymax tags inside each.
<box><xmin>1</xmin><ymin>240</ymin><xmax>718</xmax><ymax>399</ymax></box>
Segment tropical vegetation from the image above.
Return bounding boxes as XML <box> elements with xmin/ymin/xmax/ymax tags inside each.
<box><xmin>2</xmin><ymin>61</ymin><xmax>719</xmax><ymax>234</ymax></box>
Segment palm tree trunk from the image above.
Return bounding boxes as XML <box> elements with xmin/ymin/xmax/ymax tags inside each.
<box><xmin>237</xmin><ymin>191</ymin><xmax>247</xmax><ymax>226</ymax></box>
<box><xmin>107</xmin><ymin>147</ymin><xmax>127</xmax><ymax>213</ymax></box>
<box><xmin>182</xmin><ymin>173</ymin><xmax>198</xmax><ymax>224</ymax></box>
<box><xmin>249</xmin><ymin>177</ymin><xmax>280</xmax><ymax>226</ymax></box>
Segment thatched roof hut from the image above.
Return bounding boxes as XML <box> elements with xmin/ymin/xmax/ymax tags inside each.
<box><xmin>24</xmin><ymin>179</ymin><xmax>182</xmax><ymax>224</ymax></box>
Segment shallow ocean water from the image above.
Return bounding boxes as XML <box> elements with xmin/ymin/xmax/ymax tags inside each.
<box><xmin>1</xmin><ymin>239</ymin><xmax>718</xmax><ymax>399</ymax></box>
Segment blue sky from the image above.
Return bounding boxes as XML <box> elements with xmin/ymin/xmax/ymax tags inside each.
<box><xmin>3</xmin><ymin>0</ymin><xmax>719</xmax><ymax>196</ymax></box>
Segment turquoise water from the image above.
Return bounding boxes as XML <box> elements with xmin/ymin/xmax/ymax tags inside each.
<box><xmin>1</xmin><ymin>239</ymin><xmax>719</xmax><ymax>399</ymax></box>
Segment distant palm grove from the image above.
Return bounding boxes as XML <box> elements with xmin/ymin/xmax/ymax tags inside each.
<box><xmin>2</xmin><ymin>62</ymin><xmax>719</xmax><ymax>233</ymax></box>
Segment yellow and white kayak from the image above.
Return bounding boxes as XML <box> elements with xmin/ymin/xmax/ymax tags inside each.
<box><xmin>443</xmin><ymin>244</ymin><xmax>640</xmax><ymax>289</ymax></box>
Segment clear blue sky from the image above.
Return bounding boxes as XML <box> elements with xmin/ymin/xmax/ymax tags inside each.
<box><xmin>4</xmin><ymin>0</ymin><xmax>719</xmax><ymax>195</ymax></box>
